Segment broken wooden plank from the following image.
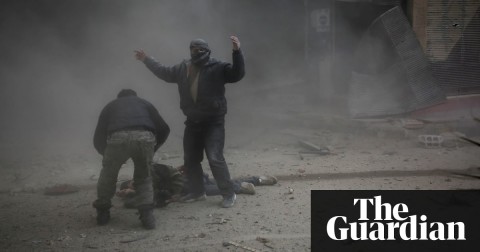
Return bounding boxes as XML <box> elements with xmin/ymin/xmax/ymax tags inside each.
<box><xmin>457</xmin><ymin>136</ymin><xmax>480</xmax><ymax>147</ymax></box>
<box><xmin>223</xmin><ymin>241</ymin><xmax>264</xmax><ymax>252</ymax></box>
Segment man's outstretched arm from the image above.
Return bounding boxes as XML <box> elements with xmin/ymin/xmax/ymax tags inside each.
<box><xmin>134</xmin><ymin>49</ymin><xmax>180</xmax><ymax>83</ymax></box>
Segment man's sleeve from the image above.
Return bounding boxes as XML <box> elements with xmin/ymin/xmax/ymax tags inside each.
<box><xmin>143</xmin><ymin>57</ymin><xmax>181</xmax><ymax>83</ymax></box>
<box><xmin>147</xmin><ymin>104</ymin><xmax>170</xmax><ymax>151</ymax></box>
<box><xmin>93</xmin><ymin>106</ymin><xmax>109</xmax><ymax>155</ymax></box>
<box><xmin>223</xmin><ymin>49</ymin><xmax>245</xmax><ymax>83</ymax></box>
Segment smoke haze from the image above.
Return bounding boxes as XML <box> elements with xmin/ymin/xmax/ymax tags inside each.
<box><xmin>0</xmin><ymin>0</ymin><xmax>307</xmax><ymax>159</ymax></box>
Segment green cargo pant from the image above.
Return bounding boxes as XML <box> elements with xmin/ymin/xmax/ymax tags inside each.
<box><xmin>93</xmin><ymin>130</ymin><xmax>156</xmax><ymax>210</ymax></box>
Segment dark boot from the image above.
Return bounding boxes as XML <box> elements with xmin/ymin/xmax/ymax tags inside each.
<box><xmin>138</xmin><ymin>205</ymin><xmax>156</xmax><ymax>230</ymax></box>
<box><xmin>96</xmin><ymin>208</ymin><xmax>110</xmax><ymax>225</ymax></box>
<box><xmin>93</xmin><ymin>200</ymin><xmax>112</xmax><ymax>226</ymax></box>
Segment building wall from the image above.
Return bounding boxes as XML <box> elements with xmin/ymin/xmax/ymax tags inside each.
<box><xmin>425</xmin><ymin>0</ymin><xmax>480</xmax><ymax>61</ymax></box>
<box><xmin>418</xmin><ymin>0</ymin><xmax>480</xmax><ymax>95</ymax></box>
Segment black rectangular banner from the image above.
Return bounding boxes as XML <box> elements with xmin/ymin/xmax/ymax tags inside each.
<box><xmin>312</xmin><ymin>190</ymin><xmax>480</xmax><ymax>252</ymax></box>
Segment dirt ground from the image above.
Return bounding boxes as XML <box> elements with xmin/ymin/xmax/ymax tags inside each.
<box><xmin>0</xmin><ymin>112</ymin><xmax>479</xmax><ymax>252</ymax></box>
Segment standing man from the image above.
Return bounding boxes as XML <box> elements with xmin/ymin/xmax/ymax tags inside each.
<box><xmin>93</xmin><ymin>89</ymin><xmax>170</xmax><ymax>229</ymax></box>
<box><xmin>134</xmin><ymin>36</ymin><xmax>245</xmax><ymax>208</ymax></box>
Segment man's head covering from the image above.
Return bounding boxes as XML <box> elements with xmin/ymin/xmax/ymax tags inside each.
<box><xmin>117</xmin><ymin>89</ymin><xmax>137</xmax><ymax>98</ymax></box>
<box><xmin>189</xmin><ymin>39</ymin><xmax>210</xmax><ymax>51</ymax></box>
<box><xmin>189</xmin><ymin>38</ymin><xmax>211</xmax><ymax>66</ymax></box>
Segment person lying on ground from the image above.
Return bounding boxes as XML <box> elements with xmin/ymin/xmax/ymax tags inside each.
<box><xmin>116</xmin><ymin>163</ymin><xmax>277</xmax><ymax>208</ymax></box>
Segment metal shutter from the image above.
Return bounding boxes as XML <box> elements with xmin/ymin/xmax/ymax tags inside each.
<box><xmin>426</xmin><ymin>0</ymin><xmax>480</xmax><ymax>95</ymax></box>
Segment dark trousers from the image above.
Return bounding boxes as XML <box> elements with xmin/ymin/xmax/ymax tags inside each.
<box><xmin>183</xmin><ymin>118</ymin><xmax>234</xmax><ymax>197</ymax></box>
<box><xmin>93</xmin><ymin>130</ymin><xmax>155</xmax><ymax>209</ymax></box>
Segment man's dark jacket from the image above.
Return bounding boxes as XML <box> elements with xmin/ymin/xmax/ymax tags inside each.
<box><xmin>143</xmin><ymin>50</ymin><xmax>245</xmax><ymax>122</ymax></box>
<box><xmin>93</xmin><ymin>95</ymin><xmax>170</xmax><ymax>155</ymax></box>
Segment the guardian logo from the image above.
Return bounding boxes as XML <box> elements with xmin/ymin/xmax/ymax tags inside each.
<box><xmin>326</xmin><ymin>196</ymin><xmax>466</xmax><ymax>241</ymax></box>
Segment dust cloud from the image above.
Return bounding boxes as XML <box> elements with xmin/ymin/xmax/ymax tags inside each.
<box><xmin>0</xmin><ymin>0</ymin><xmax>309</xmax><ymax>160</ymax></box>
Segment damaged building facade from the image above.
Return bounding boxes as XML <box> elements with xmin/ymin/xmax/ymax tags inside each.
<box><xmin>303</xmin><ymin>0</ymin><xmax>480</xmax><ymax>119</ymax></box>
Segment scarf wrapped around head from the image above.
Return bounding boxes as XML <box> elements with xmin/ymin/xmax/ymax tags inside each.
<box><xmin>190</xmin><ymin>39</ymin><xmax>211</xmax><ymax>66</ymax></box>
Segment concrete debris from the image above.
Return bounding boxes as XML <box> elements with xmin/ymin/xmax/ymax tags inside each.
<box><xmin>56</xmin><ymin>235</ymin><xmax>71</xmax><ymax>242</ymax></box>
<box><xmin>298</xmin><ymin>140</ymin><xmax>330</xmax><ymax>156</ymax></box>
<box><xmin>418</xmin><ymin>135</ymin><xmax>444</xmax><ymax>148</ymax></box>
<box><xmin>256</xmin><ymin>237</ymin><xmax>269</xmax><ymax>243</ymax></box>
<box><xmin>206</xmin><ymin>218</ymin><xmax>229</xmax><ymax>225</ymax></box>
<box><xmin>382</xmin><ymin>150</ymin><xmax>397</xmax><ymax>156</ymax></box>
<box><xmin>195</xmin><ymin>233</ymin><xmax>206</xmax><ymax>238</ymax></box>
<box><xmin>256</xmin><ymin>236</ymin><xmax>274</xmax><ymax>249</ymax></box>
<box><xmin>298</xmin><ymin>150</ymin><xmax>330</xmax><ymax>155</ymax></box>
<box><xmin>401</xmin><ymin>118</ymin><xmax>424</xmax><ymax>129</ymax></box>
<box><xmin>160</xmin><ymin>153</ymin><xmax>180</xmax><ymax>160</ymax></box>
<box><xmin>298</xmin><ymin>140</ymin><xmax>323</xmax><ymax>152</ymax></box>
<box><xmin>119</xmin><ymin>234</ymin><xmax>149</xmax><ymax>243</ymax></box>
<box><xmin>439</xmin><ymin>132</ymin><xmax>459</xmax><ymax>148</ymax></box>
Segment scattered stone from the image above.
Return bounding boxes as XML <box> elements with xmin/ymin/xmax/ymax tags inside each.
<box><xmin>223</xmin><ymin>241</ymin><xmax>262</xmax><ymax>252</ymax></box>
<box><xmin>382</xmin><ymin>151</ymin><xmax>397</xmax><ymax>156</ymax></box>
<box><xmin>256</xmin><ymin>236</ymin><xmax>270</xmax><ymax>243</ymax></box>
<box><xmin>256</xmin><ymin>236</ymin><xmax>275</xmax><ymax>249</ymax></box>
<box><xmin>160</xmin><ymin>153</ymin><xmax>180</xmax><ymax>160</ymax></box>
<box><xmin>119</xmin><ymin>234</ymin><xmax>149</xmax><ymax>243</ymax></box>
<box><xmin>418</xmin><ymin>135</ymin><xmax>443</xmax><ymax>148</ymax></box>
<box><xmin>298</xmin><ymin>140</ymin><xmax>322</xmax><ymax>151</ymax></box>
<box><xmin>195</xmin><ymin>233</ymin><xmax>206</xmax><ymax>238</ymax></box>
<box><xmin>207</xmin><ymin>218</ymin><xmax>229</xmax><ymax>225</ymax></box>
<box><xmin>401</xmin><ymin>118</ymin><xmax>424</xmax><ymax>129</ymax></box>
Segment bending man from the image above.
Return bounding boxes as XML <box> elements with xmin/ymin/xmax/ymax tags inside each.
<box><xmin>92</xmin><ymin>89</ymin><xmax>170</xmax><ymax>229</ymax></box>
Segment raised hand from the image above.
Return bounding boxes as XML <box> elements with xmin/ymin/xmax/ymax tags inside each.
<box><xmin>134</xmin><ymin>49</ymin><xmax>147</xmax><ymax>61</ymax></box>
<box><xmin>230</xmin><ymin>36</ymin><xmax>241</xmax><ymax>51</ymax></box>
